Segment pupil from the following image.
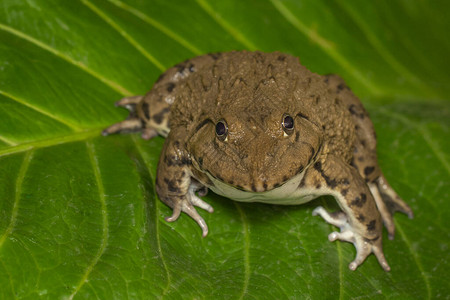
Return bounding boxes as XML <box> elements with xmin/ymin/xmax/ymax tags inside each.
<box><xmin>216</xmin><ymin>122</ymin><xmax>226</xmax><ymax>136</ymax></box>
<box><xmin>283</xmin><ymin>115</ymin><xmax>294</xmax><ymax>129</ymax></box>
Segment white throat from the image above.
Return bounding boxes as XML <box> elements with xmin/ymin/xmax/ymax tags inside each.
<box><xmin>206</xmin><ymin>170</ymin><xmax>316</xmax><ymax>205</ymax></box>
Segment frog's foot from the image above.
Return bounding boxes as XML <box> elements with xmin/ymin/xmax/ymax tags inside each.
<box><xmin>102</xmin><ymin>96</ymin><xmax>149</xmax><ymax>136</ymax></box>
<box><xmin>313</xmin><ymin>206</ymin><xmax>391</xmax><ymax>272</ymax></box>
<box><xmin>368</xmin><ymin>175</ymin><xmax>413</xmax><ymax>240</ymax></box>
<box><xmin>165</xmin><ymin>185</ymin><xmax>214</xmax><ymax>237</ymax></box>
<box><xmin>377</xmin><ymin>174</ymin><xmax>413</xmax><ymax>218</ymax></box>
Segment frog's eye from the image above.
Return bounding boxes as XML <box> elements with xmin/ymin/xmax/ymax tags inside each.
<box><xmin>282</xmin><ymin>114</ymin><xmax>294</xmax><ymax>134</ymax></box>
<box><xmin>215</xmin><ymin>120</ymin><xmax>228</xmax><ymax>141</ymax></box>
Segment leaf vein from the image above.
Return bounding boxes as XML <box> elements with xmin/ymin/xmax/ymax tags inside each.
<box><xmin>195</xmin><ymin>0</ymin><xmax>257</xmax><ymax>50</ymax></box>
<box><xmin>0</xmin><ymin>150</ymin><xmax>34</xmax><ymax>248</ymax></box>
<box><xmin>335</xmin><ymin>0</ymin><xmax>438</xmax><ymax>98</ymax></box>
<box><xmin>0</xmin><ymin>89</ymin><xmax>81</xmax><ymax>131</ymax></box>
<box><xmin>0</xmin><ymin>259</ymin><xmax>16</xmax><ymax>296</ymax></box>
<box><xmin>376</xmin><ymin>107</ymin><xmax>450</xmax><ymax>175</ymax></box>
<box><xmin>282</xmin><ymin>211</ymin><xmax>316</xmax><ymax>280</ymax></box>
<box><xmin>107</xmin><ymin>0</ymin><xmax>202</xmax><ymax>56</ymax></box>
<box><xmin>81</xmin><ymin>0</ymin><xmax>166</xmax><ymax>72</ymax></box>
<box><xmin>320</xmin><ymin>198</ymin><xmax>344</xmax><ymax>300</ymax></box>
<box><xmin>0</xmin><ymin>134</ymin><xmax>17</xmax><ymax>146</ymax></box>
<box><xmin>395</xmin><ymin>220</ymin><xmax>432</xmax><ymax>299</ymax></box>
<box><xmin>234</xmin><ymin>203</ymin><xmax>250</xmax><ymax>300</ymax></box>
<box><xmin>131</xmin><ymin>136</ymin><xmax>172</xmax><ymax>297</ymax></box>
<box><xmin>269</xmin><ymin>0</ymin><xmax>381</xmax><ymax>96</ymax></box>
<box><xmin>0</xmin><ymin>128</ymin><xmax>101</xmax><ymax>157</ymax></box>
<box><xmin>0</xmin><ymin>23</ymin><xmax>132</xmax><ymax>96</ymax></box>
<box><xmin>68</xmin><ymin>141</ymin><xmax>109</xmax><ymax>299</ymax></box>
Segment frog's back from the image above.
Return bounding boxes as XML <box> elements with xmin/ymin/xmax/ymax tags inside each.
<box><xmin>170</xmin><ymin>51</ymin><xmax>364</xmax><ymax>166</ymax></box>
<box><xmin>170</xmin><ymin>51</ymin><xmax>315</xmax><ymax>128</ymax></box>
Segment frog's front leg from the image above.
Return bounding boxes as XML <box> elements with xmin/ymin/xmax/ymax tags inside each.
<box><xmin>156</xmin><ymin>129</ymin><xmax>213</xmax><ymax>237</ymax></box>
<box><xmin>308</xmin><ymin>156</ymin><xmax>390</xmax><ymax>271</ymax></box>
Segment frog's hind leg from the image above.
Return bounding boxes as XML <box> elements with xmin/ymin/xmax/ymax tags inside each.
<box><xmin>369</xmin><ymin>173</ymin><xmax>413</xmax><ymax>239</ymax></box>
<box><xmin>376</xmin><ymin>173</ymin><xmax>414</xmax><ymax>218</ymax></box>
<box><xmin>102</xmin><ymin>95</ymin><xmax>149</xmax><ymax>136</ymax></box>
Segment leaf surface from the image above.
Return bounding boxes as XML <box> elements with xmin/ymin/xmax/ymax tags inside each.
<box><xmin>0</xmin><ymin>0</ymin><xmax>449</xmax><ymax>299</ymax></box>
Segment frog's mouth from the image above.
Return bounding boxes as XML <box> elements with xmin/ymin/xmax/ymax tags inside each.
<box><xmin>204</xmin><ymin>169</ymin><xmax>311</xmax><ymax>204</ymax></box>
<box><xmin>198</xmin><ymin>139</ymin><xmax>322</xmax><ymax>196</ymax></box>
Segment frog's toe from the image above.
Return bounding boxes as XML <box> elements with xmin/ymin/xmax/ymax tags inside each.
<box><xmin>183</xmin><ymin>203</ymin><xmax>209</xmax><ymax>237</ymax></box>
<box><xmin>312</xmin><ymin>206</ymin><xmax>347</xmax><ymax>227</ymax></box>
<box><xmin>377</xmin><ymin>174</ymin><xmax>413</xmax><ymax>218</ymax></box>
<box><xmin>328</xmin><ymin>230</ymin><xmax>354</xmax><ymax>243</ymax></box>
<box><xmin>325</xmin><ymin>224</ymin><xmax>374</xmax><ymax>271</ymax></box>
<box><xmin>165</xmin><ymin>188</ymin><xmax>214</xmax><ymax>237</ymax></box>
<box><xmin>369</xmin><ymin>182</ymin><xmax>396</xmax><ymax>240</ymax></box>
<box><xmin>165</xmin><ymin>198</ymin><xmax>210</xmax><ymax>237</ymax></box>
<box><xmin>102</xmin><ymin>118</ymin><xmax>143</xmax><ymax>136</ymax></box>
<box><xmin>350</xmin><ymin>236</ymin><xmax>391</xmax><ymax>271</ymax></box>
<box><xmin>190</xmin><ymin>195</ymin><xmax>214</xmax><ymax>213</ymax></box>
<box><xmin>115</xmin><ymin>95</ymin><xmax>143</xmax><ymax>109</ymax></box>
<box><xmin>189</xmin><ymin>185</ymin><xmax>214</xmax><ymax>213</ymax></box>
<box><xmin>165</xmin><ymin>203</ymin><xmax>182</xmax><ymax>222</ymax></box>
<box><xmin>372</xmin><ymin>244</ymin><xmax>391</xmax><ymax>271</ymax></box>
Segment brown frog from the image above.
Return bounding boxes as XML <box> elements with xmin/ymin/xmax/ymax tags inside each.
<box><xmin>103</xmin><ymin>51</ymin><xmax>413</xmax><ymax>271</ymax></box>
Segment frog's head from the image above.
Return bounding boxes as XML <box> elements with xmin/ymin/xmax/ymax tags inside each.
<box><xmin>186</xmin><ymin>51</ymin><xmax>325</xmax><ymax>194</ymax></box>
<box><xmin>189</xmin><ymin>100</ymin><xmax>323</xmax><ymax>193</ymax></box>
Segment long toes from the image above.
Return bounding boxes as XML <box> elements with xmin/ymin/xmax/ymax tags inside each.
<box><xmin>328</xmin><ymin>232</ymin><xmax>339</xmax><ymax>242</ymax></box>
<box><xmin>388</xmin><ymin>197</ymin><xmax>414</xmax><ymax>218</ymax></box>
<box><xmin>348</xmin><ymin>237</ymin><xmax>375</xmax><ymax>271</ymax></box>
<box><xmin>182</xmin><ymin>203</ymin><xmax>209</xmax><ymax>237</ymax></box>
<box><xmin>102</xmin><ymin>119</ymin><xmax>142</xmax><ymax>135</ymax></box>
<box><xmin>384</xmin><ymin>219</ymin><xmax>395</xmax><ymax>240</ymax></box>
<box><xmin>349</xmin><ymin>252</ymin><xmax>370</xmax><ymax>271</ymax></box>
<box><xmin>312</xmin><ymin>206</ymin><xmax>325</xmax><ymax>216</ymax></box>
<box><xmin>373</xmin><ymin>245</ymin><xmax>391</xmax><ymax>271</ymax></box>
<box><xmin>401</xmin><ymin>203</ymin><xmax>414</xmax><ymax>219</ymax></box>
<box><xmin>165</xmin><ymin>204</ymin><xmax>181</xmax><ymax>222</ymax></box>
<box><xmin>329</xmin><ymin>230</ymin><xmax>354</xmax><ymax>243</ymax></box>
<box><xmin>312</xmin><ymin>206</ymin><xmax>347</xmax><ymax>227</ymax></box>
<box><xmin>115</xmin><ymin>95</ymin><xmax>143</xmax><ymax>107</ymax></box>
<box><xmin>349</xmin><ymin>261</ymin><xmax>359</xmax><ymax>271</ymax></box>
<box><xmin>190</xmin><ymin>195</ymin><xmax>214</xmax><ymax>213</ymax></box>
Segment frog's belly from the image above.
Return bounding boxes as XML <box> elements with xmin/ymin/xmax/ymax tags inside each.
<box><xmin>206</xmin><ymin>172</ymin><xmax>320</xmax><ymax>205</ymax></box>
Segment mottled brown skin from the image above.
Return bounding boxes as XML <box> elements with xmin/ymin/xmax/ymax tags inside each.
<box><xmin>103</xmin><ymin>51</ymin><xmax>413</xmax><ymax>271</ymax></box>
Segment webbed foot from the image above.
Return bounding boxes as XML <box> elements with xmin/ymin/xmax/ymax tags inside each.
<box><xmin>313</xmin><ymin>206</ymin><xmax>390</xmax><ymax>271</ymax></box>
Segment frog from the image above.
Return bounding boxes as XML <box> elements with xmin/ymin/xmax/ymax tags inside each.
<box><xmin>103</xmin><ymin>51</ymin><xmax>413</xmax><ymax>271</ymax></box>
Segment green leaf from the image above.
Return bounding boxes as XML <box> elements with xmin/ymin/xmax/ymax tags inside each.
<box><xmin>0</xmin><ymin>0</ymin><xmax>449</xmax><ymax>298</ymax></box>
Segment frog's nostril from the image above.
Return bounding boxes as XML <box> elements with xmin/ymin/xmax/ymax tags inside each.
<box><xmin>266</xmin><ymin>152</ymin><xmax>275</xmax><ymax>158</ymax></box>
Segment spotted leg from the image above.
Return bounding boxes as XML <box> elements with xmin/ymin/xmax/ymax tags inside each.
<box><xmin>309</xmin><ymin>156</ymin><xmax>390</xmax><ymax>271</ymax></box>
<box><xmin>156</xmin><ymin>129</ymin><xmax>213</xmax><ymax>237</ymax></box>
